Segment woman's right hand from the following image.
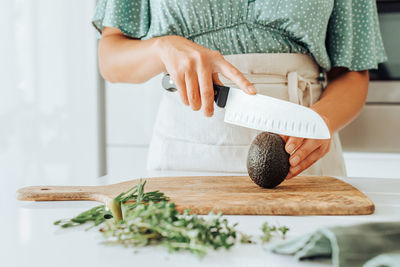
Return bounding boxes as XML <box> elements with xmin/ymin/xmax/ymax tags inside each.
<box><xmin>154</xmin><ymin>35</ymin><xmax>256</xmax><ymax>117</ymax></box>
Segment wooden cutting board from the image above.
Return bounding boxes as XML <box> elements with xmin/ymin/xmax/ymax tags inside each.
<box><xmin>16</xmin><ymin>176</ymin><xmax>374</xmax><ymax>215</ymax></box>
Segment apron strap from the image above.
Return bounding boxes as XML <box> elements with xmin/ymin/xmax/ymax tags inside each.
<box><xmin>287</xmin><ymin>72</ymin><xmax>301</xmax><ymax>105</ymax></box>
<box><xmin>287</xmin><ymin>71</ymin><xmax>315</xmax><ymax>107</ymax></box>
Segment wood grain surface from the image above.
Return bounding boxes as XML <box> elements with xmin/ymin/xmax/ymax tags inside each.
<box><xmin>16</xmin><ymin>176</ymin><xmax>375</xmax><ymax>215</ymax></box>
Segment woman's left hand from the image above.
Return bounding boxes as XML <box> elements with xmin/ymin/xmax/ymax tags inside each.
<box><xmin>279</xmin><ymin>68</ymin><xmax>369</xmax><ymax>180</ymax></box>
<box><xmin>281</xmin><ymin>135</ymin><xmax>331</xmax><ymax>180</ymax></box>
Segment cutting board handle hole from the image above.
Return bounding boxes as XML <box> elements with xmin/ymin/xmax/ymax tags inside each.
<box><xmin>40</xmin><ymin>188</ymin><xmax>50</xmax><ymax>191</ymax></box>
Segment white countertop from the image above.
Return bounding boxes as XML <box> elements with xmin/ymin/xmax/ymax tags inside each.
<box><xmin>5</xmin><ymin>172</ymin><xmax>400</xmax><ymax>267</ymax></box>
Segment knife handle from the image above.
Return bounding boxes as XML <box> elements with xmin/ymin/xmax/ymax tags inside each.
<box><xmin>161</xmin><ymin>73</ymin><xmax>230</xmax><ymax>108</ymax></box>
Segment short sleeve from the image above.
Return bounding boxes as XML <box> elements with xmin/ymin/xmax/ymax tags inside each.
<box><xmin>92</xmin><ymin>0</ymin><xmax>150</xmax><ymax>39</ymax></box>
<box><xmin>326</xmin><ymin>0</ymin><xmax>387</xmax><ymax>71</ymax></box>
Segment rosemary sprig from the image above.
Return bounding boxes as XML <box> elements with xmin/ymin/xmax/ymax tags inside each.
<box><xmin>114</xmin><ymin>179</ymin><xmax>169</xmax><ymax>205</ymax></box>
<box><xmin>54</xmin><ymin>205</ymin><xmax>112</xmax><ymax>230</ymax></box>
<box><xmin>101</xmin><ymin>202</ymin><xmax>238</xmax><ymax>257</ymax></box>
<box><xmin>54</xmin><ymin>179</ymin><xmax>168</xmax><ymax>229</ymax></box>
<box><xmin>54</xmin><ymin>179</ymin><xmax>290</xmax><ymax>257</ymax></box>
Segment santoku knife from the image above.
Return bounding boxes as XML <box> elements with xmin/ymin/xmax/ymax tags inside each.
<box><xmin>161</xmin><ymin>73</ymin><xmax>330</xmax><ymax>139</ymax></box>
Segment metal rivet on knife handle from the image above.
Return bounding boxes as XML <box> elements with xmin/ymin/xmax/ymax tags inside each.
<box><xmin>161</xmin><ymin>73</ymin><xmax>178</xmax><ymax>92</ymax></box>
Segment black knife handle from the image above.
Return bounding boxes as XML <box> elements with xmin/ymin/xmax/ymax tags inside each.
<box><xmin>161</xmin><ymin>73</ymin><xmax>230</xmax><ymax>108</ymax></box>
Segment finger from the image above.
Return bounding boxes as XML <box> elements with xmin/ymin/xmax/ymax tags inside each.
<box><xmin>280</xmin><ymin>135</ymin><xmax>289</xmax><ymax>143</ymax></box>
<box><xmin>212</xmin><ymin>72</ymin><xmax>224</xmax><ymax>86</ymax></box>
<box><xmin>185</xmin><ymin>71</ymin><xmax>201</xmax><ymax>111</ymax></box>
<box><xmin>172</xmin><ymin>72</ymin><xmax>189</xmax><ymax>106</ymax></box>
<box><xmin>285</xmin><ymin>137</ymin><xmax>304</xmax><ymax>155</ymax></box>
<box><xmin>215</xmin><ymin>59</ymin><xmax>256</xmax><ymax>95</ymax></box>
<box><xmin>288</xmin><ymin>146</ymin><xmax>325</xmax><ymax>178</ymax></box>
<box><xmin>198</xmin><ymin>70</ymin><xmax>214</xmax><ymax>117</ymax></box>
<box><xmin>285</xmin><ymin>172</ymin><xmax>294</xmax><ymax>180</ymax></box>
<box><xmin>289</xmin><ymin>139</ymin><xmax>321</xmax><ymax>167</ymax></box>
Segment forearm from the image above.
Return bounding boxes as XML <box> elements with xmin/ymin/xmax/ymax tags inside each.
<box><xmin>311</xmin><ymin>69</ymin><xmax>369</xmax><ymax>134</ymax></box>
<box><xmin>98</xmin><ymin>29</ymin><xmax>165</xmax><ymax>83</ymax></box>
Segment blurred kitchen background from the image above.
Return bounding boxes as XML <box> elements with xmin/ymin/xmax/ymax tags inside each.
<box><xmin>1</xmin><ymin>0</ymin><xmax>399</xmax><ymax>196</ymax></box>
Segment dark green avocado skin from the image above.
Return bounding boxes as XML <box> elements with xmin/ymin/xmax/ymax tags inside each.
<box><xmin>247</xmin><ymin>132</ymin><xmax>290</xmax><ymax>188</ymax></box>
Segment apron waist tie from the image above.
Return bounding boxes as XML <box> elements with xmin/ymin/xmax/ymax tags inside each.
<box><xmin>287</xmin><ymin>71</ymin><xmax>318</xmax><ymax>107</ymax></box>
<box><xmin>223</xmin><ymin>72</ymin><xmax>319</xmax><ymax>108</ymax></box>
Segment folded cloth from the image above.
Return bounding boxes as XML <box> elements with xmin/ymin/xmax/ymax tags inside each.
<box><xmin>271</xmin><ymin>222</ymin><xmax>400</xmax><ymax>267</ymax></box>
<box><xmin>364</xmin><ymin>252</ymin><xmax>400</xmax><ymax>267</ymax></box>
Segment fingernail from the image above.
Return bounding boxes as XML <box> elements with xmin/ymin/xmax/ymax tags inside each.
<box><xmin>290</xmin><ymin>156</ymin><xmax>300</xmax><ymax>166</ymax></box>
<box><xmin>286</xmin><ymin>144</ymin><xmax>295</xmax><ymax>154</ymax></box>
<box><xmin>247</xmin><ymin>85</ymin><xmax>257</xmax><ymax>94</ymax></box>
<box><xmin>291</xmin><ymin>165</ymin><xmax>301</xmax><ymax>174</ymax></box>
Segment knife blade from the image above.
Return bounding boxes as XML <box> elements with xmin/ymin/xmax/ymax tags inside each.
<box><xmin>161</xmin><ymin>73</ymin><xmax>330</xmax><ymax>139</ymax></box>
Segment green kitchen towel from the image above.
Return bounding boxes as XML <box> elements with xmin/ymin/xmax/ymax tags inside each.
<box><xmin>271</xmin><ymin>222</ymin><xmax>400</xmax><ymax>267</ymax></box>
<box><xmin>364</xmin><ymin>252</ymin><xmax>400</xmax><ymax>267</ymax></box>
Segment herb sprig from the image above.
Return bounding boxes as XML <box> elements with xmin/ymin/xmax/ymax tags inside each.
<box><xmin>101</xmin><ymin>202</ymin><xmax>238</xmax><ymax>257</ymax></box>
<box><xmin>54</xmin><ymin>205</ymin><xmax>111</xmax><ymax>229</ymax></box>
<box><xmin>55</xmin><ymin>179</ymin><xmax>290</xmax><ymax>256</ymax></box>
<box><xmin>260</xmin><ymin>222</ymin><xmax>290</xmax><ymax>243</ymax></box>
<box><xmin>115</xmin><ymin>179</ymin><xmax>169</xmax><ymax>205</ymax></box>
<box><xmin>54</xmin><ymin>179</ymin><xmax>168</xmax><ymax>229</ymax></box>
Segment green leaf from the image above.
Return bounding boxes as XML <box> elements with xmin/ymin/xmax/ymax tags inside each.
<box><xmin>54</xmin><ymin>178</ymin><xmax>289</xmax><ymax>257</ymax></box>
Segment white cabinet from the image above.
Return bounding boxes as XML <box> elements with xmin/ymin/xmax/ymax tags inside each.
<box><xmin>106</xmin><ymin>75</ymin><xmax>163</xmax><ymax>146</ymax></box>
<box><xmin>339</xmin><ymin>105</ymin><xmax>400</xmax><ymax>153</ymax></box>
<box><xmin>105</xmin><ymin>75</ymin><xmax>163</xmax><ymax>177</ymax></box>
<box><xmin>107</xmin><ymin>146</ymin><xmax>149</xmax><ymax>178</ymax></box>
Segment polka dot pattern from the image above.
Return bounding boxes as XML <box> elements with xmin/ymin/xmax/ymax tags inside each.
<box><xmin>92</xmin><ymin>0</ymin><xmax>387</xmax><ymax>71</ymax></box>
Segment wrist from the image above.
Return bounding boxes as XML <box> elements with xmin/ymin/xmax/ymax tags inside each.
<box><xmin>152</xmin><ymin>35</ymin><xmax>178</xmax><ymax>73</ymax></box>
<box><xmin>152</xmin><ymin>36</ymin><xmax>166</xmax><ymax>54</ymax></box>
<box><xmin>151</xmin><ymin>37</ymin><xmax>168</xmax><ymax>73</ymax></box>
<box><xmin>153</xmin><ymin>35</ymin><xmax>177</xmax><ymax>54</ymax></box>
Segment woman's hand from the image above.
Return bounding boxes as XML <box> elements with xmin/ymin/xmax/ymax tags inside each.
<box><xmin>281</xmin><ymin>113</ymin><xmax>333</xmax><ymax>179</ymax></box>
<box><xmin>281</xmin><ymin>135</ymin><xmax>331</xmax><ymax>180</ymax></box>
<box><xmin>154</xmin><ymin>35</ymin><xmax>256</xmax><ymax>117</ymax></box>
<box><xmin>280</xmin><ymin>68</ymin><xmax>369</xmax><ymax>179</ymax></box>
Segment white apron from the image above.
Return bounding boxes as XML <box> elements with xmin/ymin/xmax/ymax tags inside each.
<box><xmin>147</xmin><ymin>53</ymin><xmax>347</xmax><ymax>176</ymax></box>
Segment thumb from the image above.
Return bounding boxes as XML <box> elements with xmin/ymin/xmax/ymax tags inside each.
<box><xmin>280</xmin><ymin>135</ymin><xmax>289</xmax><ymax>143</ymax></box>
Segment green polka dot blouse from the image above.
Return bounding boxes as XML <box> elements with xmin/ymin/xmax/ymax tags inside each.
<box><xmin>92</xmin><ymin>0</ymin><xmax>387</xmax><ymax>71</ymax></box>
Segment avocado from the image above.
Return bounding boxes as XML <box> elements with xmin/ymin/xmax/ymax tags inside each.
<box><xmin>247</xmin><ymin>132</ymin><xmax>290</xmax><ymax>188</ymax></box>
